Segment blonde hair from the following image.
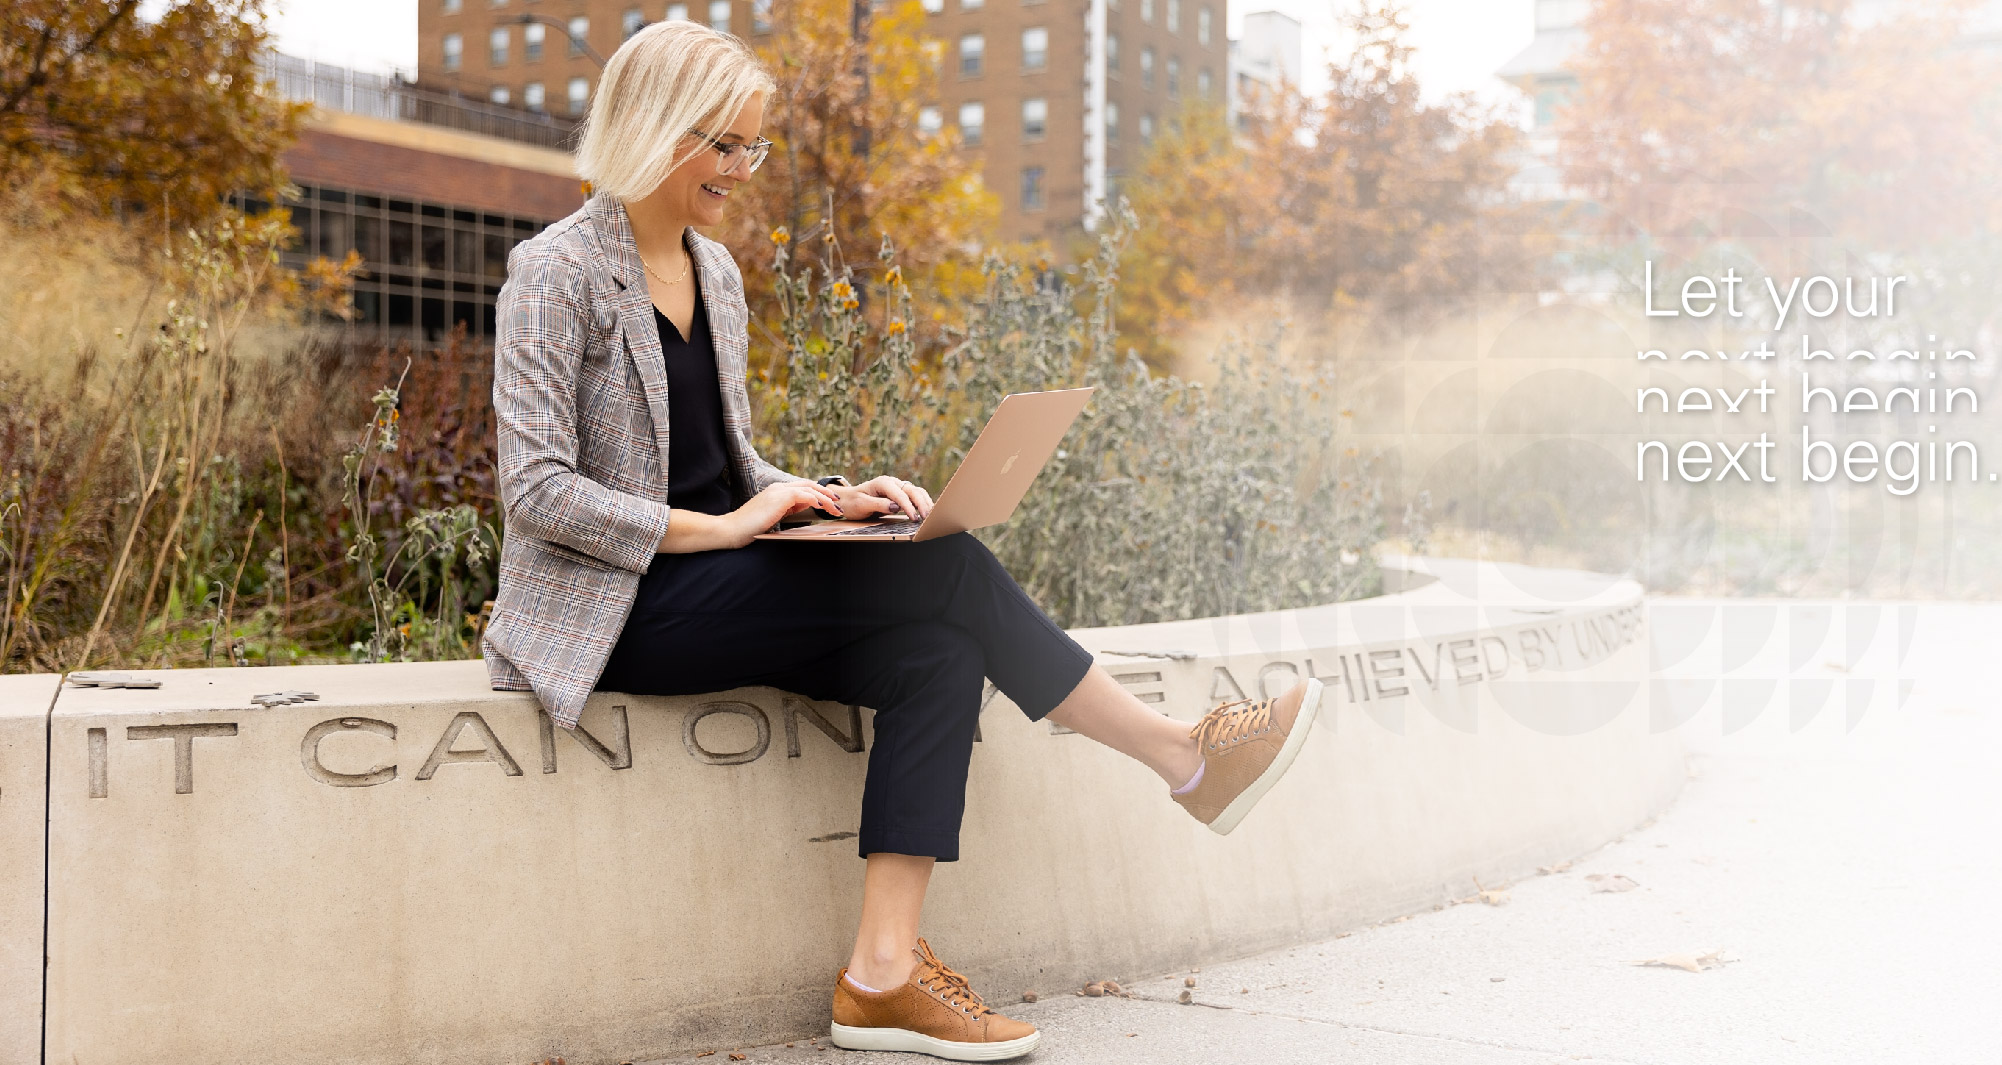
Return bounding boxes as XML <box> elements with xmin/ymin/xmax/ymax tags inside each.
<box><xmin>575</xmin><ymin>20</ymin><xmax>776</xmax><ymax>202</ymax></box>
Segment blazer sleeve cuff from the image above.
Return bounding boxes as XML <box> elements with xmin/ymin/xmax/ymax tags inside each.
<box><xmin>607</xmin><ymin>498</ymin><xmax>673</xmax><ymax>572</ymax></box>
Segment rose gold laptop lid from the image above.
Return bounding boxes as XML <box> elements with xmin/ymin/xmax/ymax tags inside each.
<box><xmin>909</xmin><ymin>386</ymin><xmax>1094</xmax><ymax>540</ymax></box>
<box><xmin>752</xmin><ymin>386</ymin><xmax>1093</xmax><ymax>542</ymax></box>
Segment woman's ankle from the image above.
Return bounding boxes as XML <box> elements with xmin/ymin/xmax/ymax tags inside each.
<box><xmin>846</xmin><ymin>951</ymin><xmax>916</xmax><ymax>991</ymax></box>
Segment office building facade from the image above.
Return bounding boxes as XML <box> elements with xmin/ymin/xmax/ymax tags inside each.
<box><xmin>416</xmin><ymin>0</ymin><xmax>1230</xmax><ymax>248</ymax></box>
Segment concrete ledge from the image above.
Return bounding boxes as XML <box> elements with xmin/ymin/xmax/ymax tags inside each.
<box><xmin>25</xmin><ymin>555</ymin><xmax>1679</xmax><ymax>1063</ymax></box>
<box><xmin>0</xmin><ymin>674</ymin><xmax>55</xmax><ymax>1065</ymax></box>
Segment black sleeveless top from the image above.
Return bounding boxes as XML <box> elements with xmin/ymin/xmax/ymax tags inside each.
<box><xmin>654</xmin><ymin>271</ymin><xmax>736</xmax><ymax>517</ymax></box>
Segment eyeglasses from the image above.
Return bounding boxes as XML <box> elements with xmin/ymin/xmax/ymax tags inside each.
<box><xmin>687</xmin><ymin>129</ymin><xmax>773</xmax><ymax>176</ymax></box>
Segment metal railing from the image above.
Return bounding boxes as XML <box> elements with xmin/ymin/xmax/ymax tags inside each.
<box><xmin>261</xmin><ymin>52</ymin><xmax>579</xmax><ymax>151</ymax></box>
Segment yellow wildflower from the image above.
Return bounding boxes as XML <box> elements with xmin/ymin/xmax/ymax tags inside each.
<box><xmin>770</xmin><ymin>226</ymin><xmax>791</xmax><ymax>245</ymax></box>
<box><xmin>887</xmin><ymin>319</ymin><xmax>906</xmax><ymax>335</ymax></box>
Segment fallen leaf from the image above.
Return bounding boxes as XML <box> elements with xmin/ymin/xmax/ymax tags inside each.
<box><xmin>1631</xmin><ymin>947</ymin><xmax>1731</xmax><ymax>973</ymax></box>
<box><xmin>1083</xmin><ymin>981</ymin><xmax>1106</xmax><ymax>997</ymax></box>
<box><xmin>1472</xmin><ymin>877</ymin><xmax>1510</xmax><ymax>905</ymax></box>
<box><xmin>1586</xmin><ymin>873</ymin><xmax>1640</xmax><ymax>893</ymax></box>
<box><xmin>1184</xmin><ymin>976</ymin><xmax>1197</xmax><ymax>987</ymax></box>
<box><xmin>729</xmin><ymin>1055</ymin><xmax>747</xmax><ymax>1062</ymax></box>
<box><xmin>1539</xmin><ymin>860</ymin><xmax>1574</xmax><ymax>874</ymax></box>
<box><xmin>1178</xmin><ymin>989</ymin><xmax>1192</xmax><ymax>1004</ymax></box>
<box><xmin>1021</xmin><ymin>990</ymin><xmax>1038</xmax><ymax>1002</ymax></box>
<box><xmin>697</xmin><ymin>1053</ymin><xmax>715</xmax><ymax>1058</ymax></box>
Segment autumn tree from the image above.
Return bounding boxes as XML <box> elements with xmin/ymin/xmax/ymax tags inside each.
<box><xmin>1555</xmin><ymin>0</ymin><xmax>2002</xmax><ymax>262</ymax></box>
<box><xmin>1113</xmin><ymin>95</ymin><xmax>1268</xmax><ymax>368</ymax></box>
<box><xmin>717</xmin><ymin>0</ymin><xmax>999</xmax><ymax>364</ymax></box>
<box><xmin>0</xmin><ymin>0</ymin><xmax>304</xmax><ymax>226</ymax></box>
<box><xmin>1116</xmin><ymin>1</ymin><xmax>1545</xmax><ymax>367</ymax></box>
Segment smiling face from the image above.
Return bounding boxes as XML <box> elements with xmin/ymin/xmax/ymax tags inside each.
<box><xmin>656</xmin><ymin>90</ymin><xmax>767</xmax><ymax>228</ymax></box>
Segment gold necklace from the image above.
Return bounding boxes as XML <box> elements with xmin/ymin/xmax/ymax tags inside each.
<box><xmin>640</xmin><ymin>249</ymin><xmax>692</xmax><ymax>286</ymax></box>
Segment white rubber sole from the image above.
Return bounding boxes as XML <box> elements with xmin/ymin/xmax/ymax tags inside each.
<box><xmin>828</xmin><ymin>1021</ymin><xmax>1040</xmax><ymax>1060</ymax></box>
<box><xmin>1206</xmin><ymin>677</ymin><xmax>1324</xmax><ymax>836</ymax></box>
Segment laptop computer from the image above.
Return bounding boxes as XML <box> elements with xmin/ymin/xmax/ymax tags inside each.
<box><xmin>753</xmin><ymin>386</ymin><xmax>1095</xmax><ymax>543</ymax></box>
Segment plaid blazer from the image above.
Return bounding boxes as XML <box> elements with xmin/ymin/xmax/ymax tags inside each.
<box><xmin>483</xmin><ymin>193</ymin><xmax>809</xmax><ymax>729</ymax></box>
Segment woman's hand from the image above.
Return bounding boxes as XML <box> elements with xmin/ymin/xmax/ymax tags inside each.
<box><xmin>734</xmin><ymin>481</ymin><xmax>846</xmax><ymax>539</ymax></box>
<box><xmin>656</xmin><ymin>481</ymin><xmax>844</xmax><ymax>553</ymax></box>
<box><xmin>832</xmin><ymin>476</ymin><xmax>933</xmax><ymax>522</ymax></box>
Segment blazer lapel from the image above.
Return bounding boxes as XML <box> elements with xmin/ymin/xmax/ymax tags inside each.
<box><xmin>585</xmin><ymin>195</ymin><xmax>674</xmax><ymax>485</ymax></box>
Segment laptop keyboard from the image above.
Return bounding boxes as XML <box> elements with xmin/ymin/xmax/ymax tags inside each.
<box><xmin>826</xmin><ymin>518</ymin><xmax>924</xmax><ymax>536</ymax></box>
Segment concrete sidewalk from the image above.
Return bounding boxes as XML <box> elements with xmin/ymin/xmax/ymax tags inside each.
<box><xmin>649</xmin><ymin>601</ymin><xmax>2000</xmax><ymax>1065</ymax></box>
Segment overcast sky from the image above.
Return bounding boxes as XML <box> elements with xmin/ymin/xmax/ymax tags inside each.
<box><xmin>264</xmin><ymin>0</ymin><xmax>1537</xmax><ymax>112</ymax></box>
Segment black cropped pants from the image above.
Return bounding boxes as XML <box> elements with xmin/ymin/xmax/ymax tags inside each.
<box><xmin>595</xmin><ymin>531</ymin><xmax>1096</xmax><ymax>863</ymax></box>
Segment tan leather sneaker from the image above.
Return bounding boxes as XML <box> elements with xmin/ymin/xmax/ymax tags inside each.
<box><xmin>829</xmin><ymin>937</ymin><xmax>1040</xmax><ymax>1060</ymax></box>
<box><xmin>1170</xmin><ymin>677</ymin><xmax>1324</xmax><ymax>835</ymax></box>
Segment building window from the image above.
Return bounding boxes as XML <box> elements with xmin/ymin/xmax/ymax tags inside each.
<box><xmin>567</xmin><ymin>17</ymin><xmax>589</xmax><ymax>56</ymax></box>
<box><xmin>274</xmin><ymin>183</ymin><xmax>557</xmax><ymax>343</ymax></box>
<box><xmin>1141</xmin><ymin>0</ymin><xmax>1153</xmax><ymax>21</ymax></box>
<box><xmin>1140</xmin><ymin>112</ymin><xmax>1154</xmax><ymax>141</ymax></box>
<box><xmin>963</xmin><ymin>0</ymin><xmax>983</xmax><ymax>9</ymax></box>
<box><xmin>442</xmin><ymin>33</ymin><xmax>462</xmax><ymax>71</ymax></box>
<box><xmin>568</xmin><ymin>76</ymin><xmax>590</xmax><ymax>114</ymax></box>
<box><xmin>1021</xmin><ymin>166</ymin><xmax>1045</xmax><ymax>209</ymax></box>
<box><xmin>918</xmin><ymin>105</ymin><xmax>942</xmax><ymax>135</ymax></box>
<box><xmin>959</xmin><ymin>100</ymin><xmax>984</xmax><ymax>145</ymax></box>
<box><xmin>1197</xmin><ymin>67</ymin><xmax>1210</xmax><ymax>97</ymax></box>
<box><xmin>1022</xmin><ymin>27</ymin><xmax>1047</xmax><ymax>71</ymax></box>
<box><xmin>959</xmin><ymin>33</ymin><xmax>983</xmax><ymax>76</ymax></box>
<box><xmin>1198</xmin><ymin>5</ymin><xmax>1211</xmax><ymax>45</ymax></box>
<box><xmin>922</xmin><ymin>0</ymin><xmax>943</xmax><ymax>11</ymax></box>
<box><xmin>708</xmin><ymin>0</ymin><xmax>730</xmax><ymax>32</ymax></box>
<box><xmin>442</xmin><ymin>0</ymin><xmax>461</xmax><ymax>13</ymax></box>
<box><xmin>1141</xmin><ymin>46</ymin><xmax>1153</xmax><ymax>88</ymax></box>
<box><xmin>488</xmin><ymin>26</ymin><xmax>509</xmax><ymax>66</ymax></box>
<box><xmin>1167</xmin><ymin>0</ymin><xmax>1180</xmax><ymax>33</ymax></box>
<box><xmin>667</xmin><ymin>2</ymin><xmax>688</xmax><ymax>20</ymax></box>
<box><xmin>921</xmin><ymin>39</ymin><xmax>944</xmax><ymax>69</ymax></box>
<box><xmin>622</xmin><ymin>8</ymin><xmax>645</xmax><ymax>39</ymax></box>
<box><xmin>489</xmin><ymin>84</ymin><xmax>511</xmax><ymax>105</ymax></box>
<box><xmin>1107</xmin><ymin>33</ymin><xmax>1119</xmax><ymax>74</ymax></box>
<box><xmin>1167</xmin><ymin>55</ymin><xmax>1180</xmax><ymax>95</ymax></box>
<box><xmin>523</xmin><ymin>22</ymin><xmax>544</xmax><ymax>61</ymax></box>
<box><xmin>1021</xmin><ymin>96</ymin><xmax>1046</xmax><ymax>138</ymax></box>
<box><xmin>1106</xmin><ymin>100</ymin><xmax>1118</xmax><ymax>141</ymax></box>
<box><xmin>524</xmin><ymin>81</ymin><xmax>545</xmax><ymax>111</ymax></box>
<box><xmin>752</xmin><ymin>0</ymin><xmax>772</xmax><ymax>32</ymax></box>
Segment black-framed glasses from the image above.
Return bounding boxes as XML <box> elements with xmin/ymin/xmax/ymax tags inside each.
<box><xmin>688</xmin><ymin>129</ymin><xmax>773</xmax><ymax>176</ymax></box>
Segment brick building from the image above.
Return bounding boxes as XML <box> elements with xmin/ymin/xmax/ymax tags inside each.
<box><xmin>262</xmin><ymin>53</ymin><xmax>587</xmax><ymax>344</ymax></box>
<box><xmin>415</xmin><ymin>0</ymin><xmax>1232</xmax><ymax>248</ymax></box>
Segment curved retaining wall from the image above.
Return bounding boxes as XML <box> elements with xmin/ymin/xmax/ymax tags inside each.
<box><xmin>2</xmin><ymin>554</ymin><xmax>1680</xmax><ymax>1064</ymax></box>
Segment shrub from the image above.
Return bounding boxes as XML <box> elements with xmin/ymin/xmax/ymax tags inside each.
<box><xmin>760</xmin><ymin>196</ymin><xmax>1386</xmax><ymax>628</ymax></box>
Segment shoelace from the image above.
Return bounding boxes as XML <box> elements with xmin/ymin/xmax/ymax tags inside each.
<box><xmin>1188</xmin><ymin>696</ymin><xmax>1274</xmax><ymax>754</ymax></box>
<box><xmin>913</xmin><ymin>938</ymin><xmax>994</xmax><ymax>1017</ymax></box>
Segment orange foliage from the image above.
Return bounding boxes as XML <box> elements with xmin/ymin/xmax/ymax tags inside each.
<box><xmin>712</xmin><ymin>0</ymin><xmax>999</xmax><ymax>364</ymax></box>
<box><xmin>1117</xmin><ymin>2</ymin><xmax>1543</xmax><ymax>367</ymax></box>
<box><xmin>1556</xmin><ymin>0</ymin><xmax>2002</xmax><ymax>259</ymax></box>
<box><xmin>0</xmin><ymin>0</ymin><xmax>305</xmax><ymax>227</ymax></box>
